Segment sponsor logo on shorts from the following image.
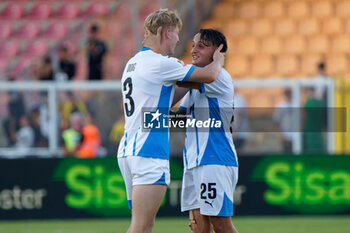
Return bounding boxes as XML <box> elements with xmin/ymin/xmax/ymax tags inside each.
<box><xmin>204</xmin><ymin>200</ymin><xmax>214</xmax><ymax>208</ymax></box>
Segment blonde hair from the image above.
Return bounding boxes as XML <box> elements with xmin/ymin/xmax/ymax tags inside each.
<box><xmin>144</xmin><ymin>8</ymin><xmax>182</xmax><ymax>34</ymax></box>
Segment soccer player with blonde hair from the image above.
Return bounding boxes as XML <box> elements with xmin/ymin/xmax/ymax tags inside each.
<box><xmin>117</xmin><ymin>9</ymin><xmax>225</xmax><ymax>233</ymax></box>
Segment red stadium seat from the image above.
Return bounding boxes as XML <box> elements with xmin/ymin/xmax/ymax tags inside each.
<box><xmin>0</xmin><ymin>22</ymin><xmax>13</xmax><ymax>40</ymax></box>
<box><xmin>22</xmin><ymin>40</ymin><xmax>49</xmax><ymax>58</ymax></box>
<box><xmin>0</xmin><ymin>59</ymin><xmax>8</xmax><ymax>73</ymax></box>
<box><xmin>140</xmin><ymin>1</ymin><xmax>160</xmax><ymax>20</ymax></box>
<box><xmin>86</xmin><ymin>2</ymin><xmax>109</xmax><ymax>16</ymax></box>
<box><xmin>0</xmin><ymin>3</ymin><xmax>25</xmax><ymax>20</ymax></box>
<box><xmin>15</xmin><ymin>22</ymin><xmax>40</xmax><ymax>39</ymax></box>
<box><xmin>114</xmin><ymin>3</ymin><xmax>131</xmax><ymax>20</ymax></box>
<box><xmin>28</xmin><ymin>2</ymin><xmax>53</xmax><ymax>20</ymax></box>
<box><xmin>0</xmin><ymin>41</ymin><xmax>19</xmax><ymax>58</ymax></box>
<box><xmin>56</xmin><ymin>3</ymin><xmax>80</xmax><ymax>19</ymax></box>
<box><xmin>44</xmin><ymin>22</ymin><xmax>68</xmax><ymax>39</ymax></box>
<box><xmin>11</xmin><ymin>57</ymin><xmax>33</xmax><ymax>75</ymax></box>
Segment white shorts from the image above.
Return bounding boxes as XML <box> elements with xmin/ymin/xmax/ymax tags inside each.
<box><xmin>181</xmin><ymin>165</ymin><xmax>238</xmax><ymax>217</ymax></box>
<box><xmin>117</xmin><ymin>156</ymin><xmax>170</xmax><ymax>209</ymax></box>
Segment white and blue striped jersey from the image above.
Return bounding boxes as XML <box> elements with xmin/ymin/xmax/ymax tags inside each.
<box><xmin>117</xmin><ymin>47</ymin><xmax>195</xmax><ymax>160</ymax></box>
<box><xmin>180</xmin><ymin>68</ymin><xmax>238</xmax><ymax>170</ymax></box>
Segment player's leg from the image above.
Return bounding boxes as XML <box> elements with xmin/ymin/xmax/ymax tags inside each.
<box><xmin>189</xmin><ymin>209</ymin><xmax>213</xmax><ymax>233</ymax></box>
<box><xmin>181</xmin><ymin>168</ymin><xmax>212</xmax><ymax>232</ymax></box>
<box><xmin>117</xmin><ymin>156</ymin><xmax>133</xmax><ymax>232</ymax></box>
<box><xmin>128</xmin><ymin>156</ymin><xmax>170</xmax><ymax>233</ymax></box>
<box><xmin>209</xmin><ymin>216</ymin><xmax>238</xmax><ymax>233</ymax></box>
<box><xmin>198</xmin><ymin>165</ymin><xmax>239</xmax><ymax>233</ymax></box>
<box><xmin>128</xmin><ymin>184</ymin><xmax>167</xmax><ymax>233</ymax></box>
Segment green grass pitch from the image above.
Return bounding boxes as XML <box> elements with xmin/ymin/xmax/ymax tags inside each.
<box><xmin>0</xmin><ymin>216</ymin><xmax>349</xmax><ymax>233</ymax></box>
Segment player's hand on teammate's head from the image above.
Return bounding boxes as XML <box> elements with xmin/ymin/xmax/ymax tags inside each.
<box><xmin>213</xmin><ymin>44</ymin><xmax>225</xmax><ymax>67</ymax></box>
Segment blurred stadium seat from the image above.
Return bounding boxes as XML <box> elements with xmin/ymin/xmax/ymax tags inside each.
<box><xmin>0</xmin><ymin>59</ymin><xmax>8</xmax><ymax>74</ymax></box>
<box><xmin>331</xmin><ymin>35</ymin><xmax>350</xmax><ymax>52</ymax></box>
<box><xmin>300</xmin><ymin>54</ymin><xmax>322</xmax><ymax>76</ymax></box>
<box><xmin>0</xmin><ymin>2</ymin><xmax>25</xmax><ymax>20</ymax></box>
<box><xmin>284</xmin><ymin>35</ymin><xmax>306</xmax><ymax>55</ymax></box>
<box><xmin>250</xmin><ymin>19</ymin><xmax>272</xmax><ymax>38</ymax></box>
<box><xmin>298</xmin><ymin>18</ymin><xmax>320</xmax><ymax>36</ymax></box>
<box><xmin>55</xmin><ymin>3</ymin><xmax>80</xmax><ymax>19</ymax></box>
<box><xmin>263</xmin><ymin>1</ymin><xmax>285</xmax><ymax>19</ymax></box>
<box><xmin>0</xmin><ymin>22</ymin><xmax>13</xmax><ymax>39</ymax></box>
<box><xmin>326</xmin><ymin>53</ymin><xmax>348</xmax><ymax>76</ymax></box>
<box><xmin>287</xmin><ymin>1</ymin><xmax>310</xmax><ymax>19</ymax></box>
<box><xmin>212</xmin><ymin>2</ymin><xmax>235</xmax><ymax>21</ymax></box>
<box><xmin>11</xmin><ymin>57</ymin><xmax>33</xmax><ymax>76</ymax></box>
<box><xmin>335</xmin><ymin>0</ymin><xmax>350</xmax><ymax>18</ymax></box>
<box><xmin>251</xmin><ymin>55</ymin><xmax>273</xmax><ymax>77</ymax></box>
<box><xmin>236</xmin><ymin>36</ymin><xmax>258</xmax><ymax>55</ymax></box>
<box><xmin>0</xmin><ymin>41</ymin><xmax>19</xmax><ymax>58</ymax></box>
<box><xmin>226</xmin><ymin>19</ymin><xmax>248</xmax><ymax>38</ymax></box>
<box><xmin>15</xmin><ymin>22</ymin><xmax>40</xmax><ymax>39</ymax></box>
<box><xmin>28</xmin><ymin>2</ymin><xmax>53</xmax><ymax>20</ymax></box>
<box><xmin>322</xmin><ymin>18</ymin><xmax>343</xmax><ymax>35</ymax></box>
<box><xmin>43</xmin><ymin>22</ymin><xmax>68</xmax><ymax>39</ymax></box>
<box><xmin>307</xmin><ymin>35</ymin><xmax>330</xmax><ymax>54</ymax></box>
<box><xmin>274</xmin><ymin>19</ymin><xmax>296</xmax><ymax>37</ymax></box>
<box><xmin>22</xmin><ymin>40</ymin><xmax>49</xmax><ymax>58</ymax></box>
<box><xmin>275</xmin><ymin>55</ymin><xmax>299</xmax><ymax>77</ymax></box>
<box><xmin>311</xmin><ymin>0</ymin><xmax>333</xmax><ymax>19</ymax></box>
<box><xmin>86</xmin><ymin>2</ymin><xmax>109</xmax><ymax>16</ymax></box>
<box><xmin>238</xmin><ymin>1</ymin><xmax>260</xmax><ymax>19</ymax></box>
<box><xmin>225</xmin><ymin>55</ymin><xmax>249</xmax><ymax>77</ymax></box>
<box><xmin>260</xmin><ymin>36</ymin><xmax>282</xmax><ymax>55</ymax></box>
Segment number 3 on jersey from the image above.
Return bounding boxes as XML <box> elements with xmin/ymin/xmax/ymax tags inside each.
<box><xmin>123</xmin><ymin>77</ymin><xmax>135</xmax><ymax>117</ymax></box>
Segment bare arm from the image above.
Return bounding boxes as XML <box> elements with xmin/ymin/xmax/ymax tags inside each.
<box><xmin>172</xmin><ymin>86</ymin><xmax>189</xmax><ymax>107</ymax></box>
<box><xmin>171</xmin><ymin>82</ymin><xmax>202</xmax><ymax>107</ymax></box>
<box><xmin>186</xmin><ymin>44</ymin><xmax>225</xmax><ymax>83</ymax></box>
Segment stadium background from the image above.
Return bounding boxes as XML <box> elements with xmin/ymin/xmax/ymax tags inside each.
<box><xmin>0</xmin><ymin>0</ymin><xmax>350</xmax><ymax>232</ymax></box>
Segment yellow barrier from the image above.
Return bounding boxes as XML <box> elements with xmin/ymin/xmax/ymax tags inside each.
<box><xmin>335</xmin><ymin>79</ymin><xmax>350</xmax><ymax>154</ymax></box>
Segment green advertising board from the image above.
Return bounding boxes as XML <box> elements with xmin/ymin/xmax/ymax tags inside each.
<box><xmin>1</xmin><ymin>155</ymin><xmax>349</xmax><ymax>220</ymax></box>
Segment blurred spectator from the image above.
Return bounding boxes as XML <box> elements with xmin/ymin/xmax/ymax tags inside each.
<box><xmin>60</xmin><ymin>92</ymin><xmax>87</xmax><ymax>130</ymax></box>
<box><xmin>78</xmin><ymin>113</ymin><xmax>102</xmax><ymax>158</ymax></box>
<box><xmin>273</xmin><ymin>89</ymin><xmax>293</xmax><ymax>153</ymax></box>
<box><xmin>314</xmin><ymin>62</ymin><xmax>330</xmax><ymax>101</ymax></box>
<box><xmin>36</xmin><ymin>56</ymin><xmax>54</xmax><ymax>81</ymax></box>
<box><xmin>15</xmin><ymin>115</ymin><xmax>35</xmax><ymax>149</ymax></box>
<box><xmin>232</xmin><ymin>92</ymin><xmax>249</xmax><ymax>154</ymax></box>
<box><xmin>37</xmin><ymin>92</ymin><xmax>50</xmax><ymax>140</ymax></box>
<box><xmin>2</xmin><ymin>76</ymin><xmax>25</xmax><ymax>146</ymax></box>
<box><xmin>303</xmin><ymin>87</ymin><xmax>326</xmax><ymax>153</ymax></box>
<box><xmin>61</xmin><ymin>112</ymin><xmax>83</xmax><ymax>156</ymax></box>
<box><xmin>29</xmin><ymin>108</ymin><xmax>48</xmax><ymax>147</ymax></box>
<box><xmin>108</xmin><ymin>102</ymin><xmax>124</xmax><ymax>154</ymax></box>
<box><xmin>58</xmin><ymin>46</ymin><xmax>76</xmax><ymax>81</ymax></box>
<box><xmin>109</xmin><ymin>116</ymin><xmax>124</xmax><ymax>149</ymax></box>
<box><xmin>87</xmin><ymin>24</ymin><xmax>107</xmax><ymax>80</ymax></box>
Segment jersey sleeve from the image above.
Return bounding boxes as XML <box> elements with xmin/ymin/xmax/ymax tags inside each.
<box><xmin>159</xmin><ymin>57</ymin><xmax>196</xmax><ymax>85</ymax></box>
<box><xmin>201</xmin><ymin>71</ymin><xmax>232</xmax><ymax>96</ymax></box>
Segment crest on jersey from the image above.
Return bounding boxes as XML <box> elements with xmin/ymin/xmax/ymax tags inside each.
<box><xmin>176</xmin><ymin>59</ymin><xmax>186</xmax><ymax>66</ymax></box>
